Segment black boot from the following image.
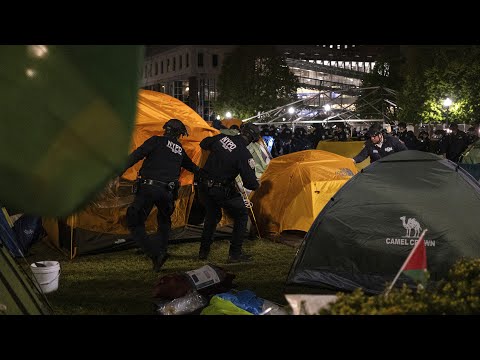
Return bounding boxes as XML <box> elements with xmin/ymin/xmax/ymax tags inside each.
<box><xmin>227</xmin><ymin>253</ymin><xmax>253</xmax><ymax>263</ymax></box>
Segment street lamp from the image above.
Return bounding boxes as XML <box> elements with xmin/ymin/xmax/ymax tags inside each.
<box><xmin>225</xmin><ymin>111</ymin><xmax>232</xmax><ymax>119</ymax></box>
<box><xmin>443</xmin><ymin>98</ymin><xmax>453</xmax><ymax>127</ymax></box>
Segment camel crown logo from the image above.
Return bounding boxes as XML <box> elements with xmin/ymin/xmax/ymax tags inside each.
<box><xmin>385</xmin><ymin>216</ymin><xmax>435</xmax><ymax>247</ymax></box>
<box><xmin>400</xmin><ymin>216</ymin><xmax>422</xmax><ymax>238</ymax></box>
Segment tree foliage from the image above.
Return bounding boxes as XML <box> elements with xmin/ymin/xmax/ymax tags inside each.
<box><xmin>215</xmin><ymin>45</ymin><xmax>299</xmax><ymax>120</ymax></box>
<box><xmin>358</xmin><ymin>46</ymin><xmax>480</xmax><ymax>125</ymax></box>
<box><xmin>400</xmin><ymin>46</ymin><xmax>480</xmax><ymax>125</ymax></box>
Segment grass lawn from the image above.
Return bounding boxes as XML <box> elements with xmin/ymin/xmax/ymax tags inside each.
<box><xmin>23</xmin><ymin>237</ymin><xmax>298</xmax><ymax>315</ymax></box>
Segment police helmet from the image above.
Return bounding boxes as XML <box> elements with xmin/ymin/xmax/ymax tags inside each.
<box><xmin>163</xmin><ymin>118</ymin><xmax>188</xmax><ymax>138</ymax></box>
<box><xmin>367</xmin><ymin>124</ymin><xmax>382</xmax><ymax>137</ymax></box>
<box><xmin>418</xmin><ymin>130</ymin><xmax>429</xmax><ymax>140</ymax></box>
<box><xmin>240</xmin><ymin>122</ymin><xmax>260</xmax><ymax>143</ymax></box>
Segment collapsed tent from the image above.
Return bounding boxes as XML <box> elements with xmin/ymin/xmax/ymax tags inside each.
<box><xmin>0</xmin><ymin>210</ymin><xmax>50</xmax><ymax>315</ymax></box>
<box><xmin>43</xmin><ymin>90</ymin><xmax>219</xmax><ymax>256</ymax></box>
<box><xmin>316</xmin><ymin>140</ymin><xmax>370</xmax><ymax>170</ymax></box>
<box><xmin>251</xmin><ymin>150</ymin><xmax>357</xmax><ymax>237</ymax></box>
<box><xmin>287</xmin><ymin>150</ymin><xmax>480</xmax><ymax>294</ymax></box>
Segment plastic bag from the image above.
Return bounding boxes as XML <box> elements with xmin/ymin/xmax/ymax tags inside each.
<box><xmin>155</xmin><ymin>290</ymin><xmax>207</xmax><ymax>315</ymax></box>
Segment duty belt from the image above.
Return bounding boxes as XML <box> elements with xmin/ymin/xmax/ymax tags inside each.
<box><xmin>141</xmin><ymin>178</ymin><xmax>176</xmax><ymax>190</ymax></box>
<box><xmin>202</xmin><ymin>179</ymin><xmax>232</xmax><ymax>188</ymax></box>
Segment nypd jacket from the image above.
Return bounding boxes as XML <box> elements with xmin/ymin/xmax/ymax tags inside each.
<box><xmin>123</xmin><ymin>135</ymin><xmax>199</xmax><ymax>181</ymax></box>
<box><xmin>200</xmin><ymin>134</ymin><xmax>259</xmax><ymax>191</ymax></box>
<box><xmin>353</xmin><ymin>135</ymin><xmax>407</xmax><ymax>164</ymax></box>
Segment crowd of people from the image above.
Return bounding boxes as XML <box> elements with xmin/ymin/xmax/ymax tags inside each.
<box><xmin>119</xmin><ymin>117</ymin><xmax>479</xmax><ymax>272</ymax></box>
<box><xmin>352</xmin><ymin>121</ymin><xmax>479</xmax><ymax>164</ymax></box>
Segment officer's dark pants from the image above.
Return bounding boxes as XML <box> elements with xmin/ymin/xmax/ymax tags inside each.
<box><xmin>198</xmin><ymin>183</ymin><xmax>248</xmax><ymax>257</ymax></box>
<box><xmin>126</xmin><ymin>183</ymin><xmax>174</xmax><ymax>258</ymax></box>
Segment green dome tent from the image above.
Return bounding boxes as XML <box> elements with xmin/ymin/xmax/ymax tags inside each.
<box><xmin>287</xmin><ymin>150</ymin><xmax>480</xmax><ymax>294</ymax></box>
<box><xmin>459</xmin><ymin>139</ymin><xmax>480</xmax><ymax>180</ymax></box>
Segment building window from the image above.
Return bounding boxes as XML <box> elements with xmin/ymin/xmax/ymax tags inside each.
<box><xmin>144</xmin><ymin>65</ymin><xmax>147</xmax><ymax>78</ymax></box>
<box><xmin>198</xmin><ymin>53</ymin><xmax>204</xmax><ymax>67</ymax></box>
<box><xmin>173</xmin><ymin>57</ymin><xmax>176</xmax><ymax>71</ymax></box>
<box><xmin>161</xmin><ymin>61</ymin><xmax>164</xmax><ymax>74</ymax></box>
<box><xmin>186</xmin><ymin>53</ymin><xmax>189</xmax><ymax>68</ymax></box>
<box><xmin>212</xmin><ymin>54</ymin><xmax>218</xmax><ymax>67</ymax></box>
<box><xmin>167</xmin><ymin>59</ymin><xmax>170</xmax><ymax>72</ymax></box>
<box><xmin>154</xmin><ymin>62</ymin><xmax>158</xmax><ymax>75</ymax></box>
<box><xmin>179</xmin><ymin>55</ymin><xmax>183</xmax><ymax>70</ymax></box>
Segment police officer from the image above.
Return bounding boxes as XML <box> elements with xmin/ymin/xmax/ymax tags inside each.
<box><xmin>444</xmin><ymin>123</ymin><xmax>469</xmax><ymax>163</ymax></box>
<box><xmin>121</xmin><ymin>118</ymin><xmax>202</xmax><ymax>272</ymax></box>
<box><xmin>291</xmin><ymin>127</ymin><xmax>313</xmax><ymax>152</ymax></box>
<box><xmin>396</xmin><ymin>122</ymin><xmax>418</xmax><ymax>150</ymax></box>
<box><xmin>417</xmin><ymin>130</ymin><xmax>431</xmax><ymax>152</ymax></box>
<box><xmin>197</xmin><ymin>122</ymin><xmax>260</xmax><ymax>263</ymax></box>
<box><xmin>352</xmin><ymin>124</ymin><xmax>407</xmax><ymax>164</ymax></box>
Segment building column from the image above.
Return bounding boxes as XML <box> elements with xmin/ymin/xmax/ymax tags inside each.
<box><xmin>188</xmin><ymin>76</ymin><xmax>198</xmax><ymax>112</ymax></box>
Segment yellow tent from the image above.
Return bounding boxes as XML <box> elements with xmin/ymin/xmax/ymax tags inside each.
<box><xmin>316</xmin><ymin>140</ymin><xmax>370</xmax><ymax>170</ymax></box>
<box><xmin>44</xmin><ymin>90</ymin><xmax>219</xmax><ymax>256</ymax></box>
<box><xmin>251</xmin><ymin>150</ymin><xmax>357</xmax><ymax>236</ymax></box>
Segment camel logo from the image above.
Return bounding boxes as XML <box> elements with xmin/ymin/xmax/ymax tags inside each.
<box><xmin>400</xmin><ymin>216</ymin><xmax>422</xmax><ymax>238</ymax></box>
<box><xmin>386</xmin><ymin>216</ymin><xmax>435</xmax><ymax>247</ymax></box>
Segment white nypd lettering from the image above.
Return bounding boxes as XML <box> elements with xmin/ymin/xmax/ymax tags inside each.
<box><xmin>167</xmin><ymin>140</ymin><xmax>182</xmax><ymax>155</ymax></box>
<box><xmin>385</xmin><ymin>146</ymin><xmax>393</xmax><ymax>152</ymax></box>
<box><xmin>248</xmin><ymin>158</ymin><xmax>256</xmax><ymax>169</ymax></box>
<box><xmin>220</xmin><ymin>136</ymin><xmax>237</xmax><ymax>152</ymax></box>
<box><xmin>372</xmin><ymin>149</ymin><xmax>379</xmax><ymax>154</ymax></box>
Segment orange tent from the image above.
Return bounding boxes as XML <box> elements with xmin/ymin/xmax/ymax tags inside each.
<box><xmin>44</xmin><ymin>90</ymin><xmax>219</xmax><ymax>256</ymax></box>
<box><xmin>251</xmin><ymin>150</ymin><xmax>357</xmax><ymax>237</ymax></box>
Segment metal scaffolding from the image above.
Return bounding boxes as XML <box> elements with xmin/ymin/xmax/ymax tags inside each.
<box><xmin>245</xmin><ymin>86</ymin><xmax>398</xmax><ymax>129</ymax></box>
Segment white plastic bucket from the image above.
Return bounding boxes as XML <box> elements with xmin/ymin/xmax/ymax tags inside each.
<box><xmin>30</xmin><ymin>261</ymin><xmax>61</xmax><ymax>294</ymax></box>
